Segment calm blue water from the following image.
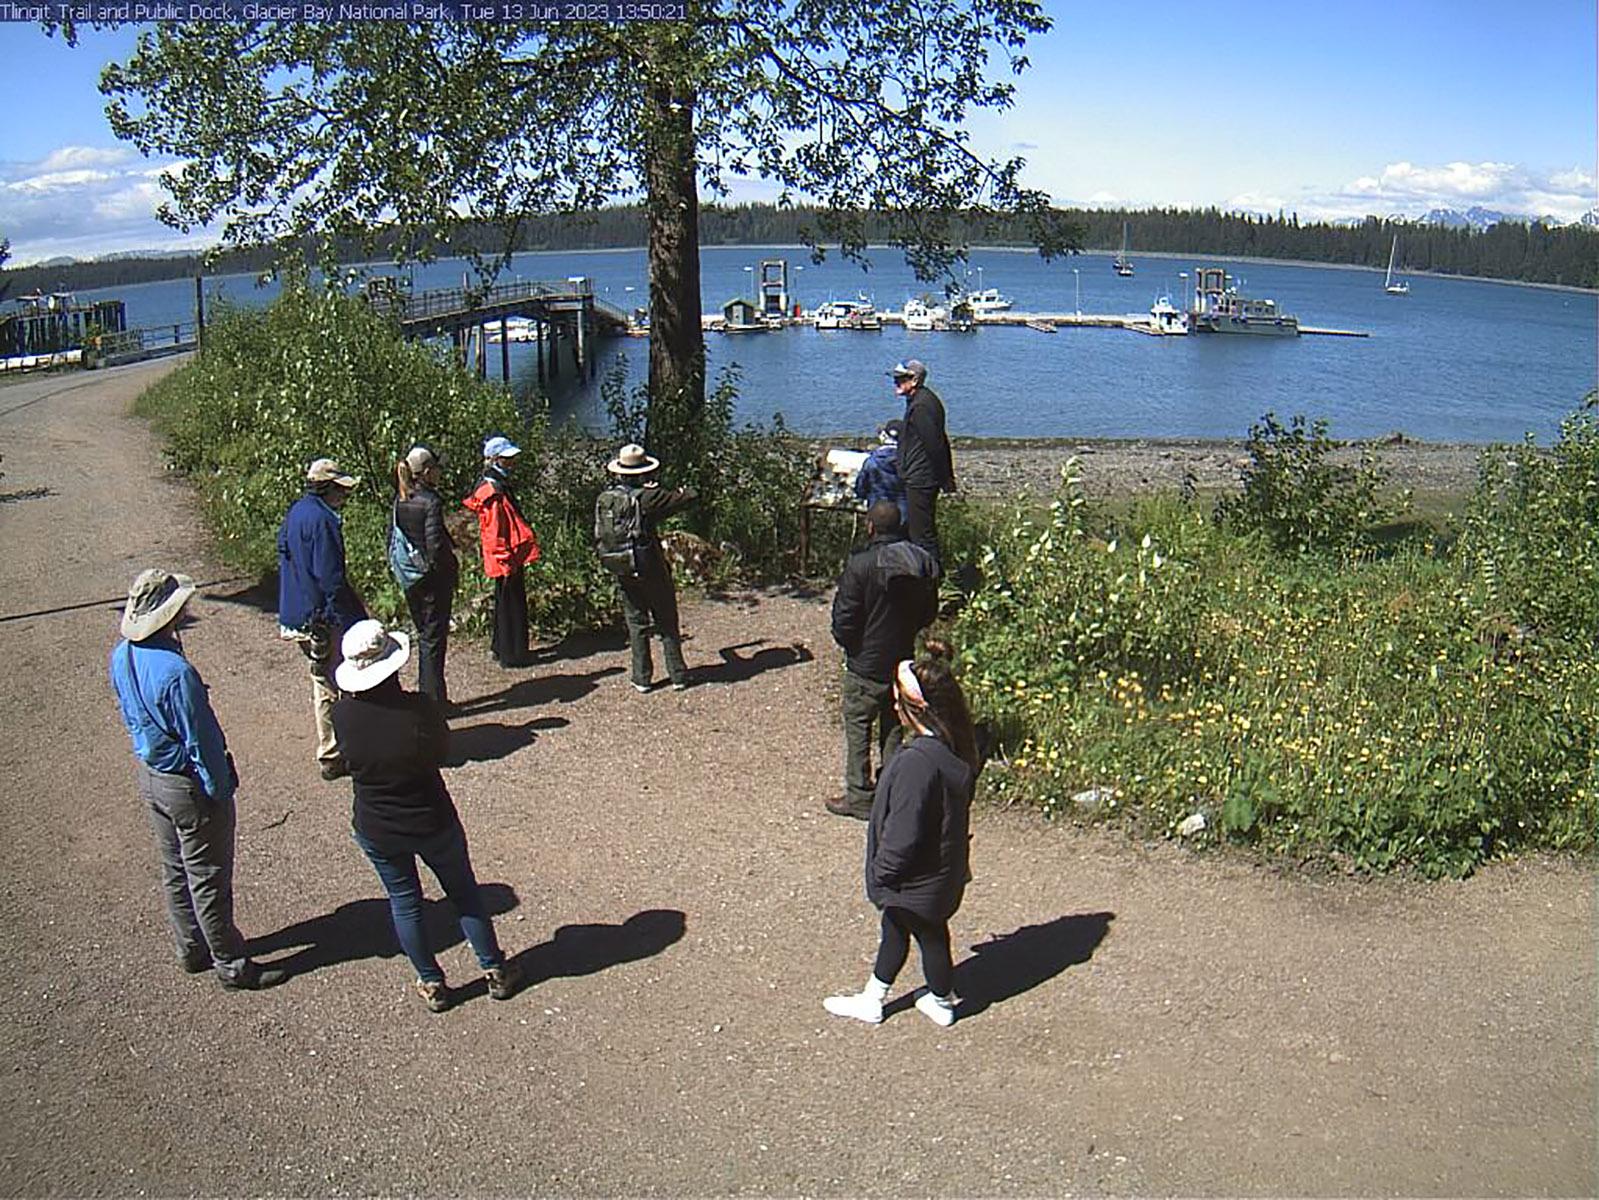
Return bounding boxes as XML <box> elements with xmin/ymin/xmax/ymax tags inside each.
<box><xmin>80</xmin><ymin>246</ymin><xmax>1598</xmax><ymax>443</ymax></box>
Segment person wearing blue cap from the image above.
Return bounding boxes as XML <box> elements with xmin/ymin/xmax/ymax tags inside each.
<box><xmin>889</xmin><ymin>359</ymin><xmax>956</xmax><ymax>568</ymax></box>
<box><xmin>464</xmin><ymin>435</ymin><xmax>539</xmax><ymax>667</ymax></box>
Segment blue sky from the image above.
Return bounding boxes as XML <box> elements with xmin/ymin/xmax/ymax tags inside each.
<box><xmin>1</xmin><ymin>1</ymin><xmax>1595</xmax><ymax>265</ymax></box>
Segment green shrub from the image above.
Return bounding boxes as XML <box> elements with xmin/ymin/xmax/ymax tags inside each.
<box><xmin>1217</xmin><ymin>413</ymin><xmax>1402</xmax><ymax>554</ymax></box>
<box><xmin>954</xmin><ymin>447</ymin><xmax>1599</xmax><ymax>878</ymax></box>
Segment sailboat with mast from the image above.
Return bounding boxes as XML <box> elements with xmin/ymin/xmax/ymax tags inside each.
<box><xmin>1384</xmin><ymin>234</ymin><xmax>1410</xmax><ymax>296</ymax></box>
<box><xmin>1114</xmin><ymin>221</ymin><xmax>1134</xmax><ymax>277</ymax></box>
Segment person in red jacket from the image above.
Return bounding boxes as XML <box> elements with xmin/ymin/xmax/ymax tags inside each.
<box><xmin>463</xmin><ymin>435</ymin><xmax>539</xmax><ymax>667</ymax></box>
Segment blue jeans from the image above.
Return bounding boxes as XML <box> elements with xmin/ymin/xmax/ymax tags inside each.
<box><xmin>353</xmin><ymin>821</ymin><xmax>504</xmax><ymax>983</ymax></box>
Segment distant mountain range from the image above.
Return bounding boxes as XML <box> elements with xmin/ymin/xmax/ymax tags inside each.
<box><xmin>1410</xmin><ymin>205</ymin><xmax>1596</xmax><ymax>230</ymax></box>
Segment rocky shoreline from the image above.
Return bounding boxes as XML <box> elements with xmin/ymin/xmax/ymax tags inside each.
<box><xmin>945</xmin><ymin>436</ymin><xmax>1486</xmax><ymax>500</ymax></box>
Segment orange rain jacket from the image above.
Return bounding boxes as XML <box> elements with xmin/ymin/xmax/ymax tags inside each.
<box><xmin>463</xmin><ymin>473</ymin><xmax>540</xmax><ymax>578</ymax></box>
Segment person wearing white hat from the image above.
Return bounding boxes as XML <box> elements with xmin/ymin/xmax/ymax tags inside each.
<box><xmin>277</xmin><ymin>456</ymin><xmax>368</xmax><ymax>780</ymax></box>
<box><xmin>331</xmin><ymin>620</ymin><xmax>522</xmax><ymax>1013</ymax></box>
<box><xmin>110</xmin><ymin>569</ymin><xmax>288</xmax><ymax>991</ymax></box>
<box><xmin>597</xmin><ymin>443</ymin><xmax>697</xmax><ymax>691</ymax></box>
<box><xmin>463</xmin><ymin>435</ymin><xmax>539</xmax><ymax>668</ymax></box>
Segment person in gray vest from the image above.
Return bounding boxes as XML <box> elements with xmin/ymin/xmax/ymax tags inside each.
<box><xmin>109</xmin><ymin>569</ymin><xmax>288</xmax><ymax>991</ymax></box>
<box><xmin>601</xmin><ymin>443</ymin><xmax>697</xmax><ymax>692</ymax></box>
<box><xmin>827</xmin><ymin>500</ymin><xmax>939</xmax><ymax>819</ymax></box>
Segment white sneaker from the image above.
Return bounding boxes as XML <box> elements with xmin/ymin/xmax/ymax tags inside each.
<box><xmin>915</xmin><ymin>989</ymin><xmax>957</xmax><ymax>1027</ymax></box>
<box><xmin>823</xmin><ymin>990</ymin><xmax>884</xmax><ymax>1024</ymax></box>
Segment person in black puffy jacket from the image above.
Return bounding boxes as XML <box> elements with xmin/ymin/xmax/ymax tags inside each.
<box><xmin>393</xmin><ymin>445</ymin><xmax>459</xmax><ymax>709</ymax></box>
<box><xmin>823</xmin><ymin>644</ymin><xmax>976</xmax><ymax>1027</ymax></box>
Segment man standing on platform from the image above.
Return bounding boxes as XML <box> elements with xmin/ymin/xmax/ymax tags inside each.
<box><xmin>826</xmin><ymin>499</ymin><xmax>939</xmax><ymax>820</ymax></box>
<box><xmin>890</xmin><ymin>359</ymin><xmax>956</xmax><ymax>568</ymax></box>
<box><xmin>278</xmin><ymin>457</ymin><xmax>367</xmax><ymax>781</ymax></box>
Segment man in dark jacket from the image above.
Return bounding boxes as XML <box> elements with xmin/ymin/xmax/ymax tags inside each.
<box><xmin>826</xmin><ymin>499</ymin><xmax>939</xmax><ymax>819</ymax></box>
<box><xmin>891</xmin><ymin>359</ymin><xmax>956</xmax><ymax>568</ymax></box>
<box><xmin>278</xmin><ymin>457</ymin><xmax>367</xmax><ymax>780</ymax></box>
<box><xmin>602</xmin><ymin>443</ymin><xmax>698</xmax><ymax>692</ymax></box>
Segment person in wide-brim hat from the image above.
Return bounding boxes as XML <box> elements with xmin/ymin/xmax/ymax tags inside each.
<box><xmin>607</xmin><ymin>443</ymin><xmax>661</xmax><ymax>475</ymax></box>
<box><xmin>121</xmin><ymin>568</ymin><xmax>197</xmax><ymax>642</ymax></box>
<box><xmin>329</xmin><ymin>619</ymin><xmax>523</xmax><ymax>1013</ymax></box>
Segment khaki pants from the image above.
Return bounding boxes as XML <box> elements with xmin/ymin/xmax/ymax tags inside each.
<box><xmin>281</xmin><ymin>623</ymin><xmax>340</xmax><ymax>765</ymax></box>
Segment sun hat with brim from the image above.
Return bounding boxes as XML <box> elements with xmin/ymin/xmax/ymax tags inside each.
<box><xmin>121</xmin><ymin>569</ymin><xmax>197</xmax><ymax>641</ymax></box>
<box><xmin>334</xmin><ymin>620</ymin><xmax>412</xmax><ymax>693</ymax></box>
<box><xmin>483</xmin><ymin>435</ymin><xmax>522</xmax><ymax>460</ymax></box>
<box><xmin>307</xmin><ymin>457</ymin><xmax>360</xmax><ymax>488</ymax></box>
<box><xmin>606</xmin><ymin>443</ymin><xmax>661</xmax><ymax>475</ymax></box>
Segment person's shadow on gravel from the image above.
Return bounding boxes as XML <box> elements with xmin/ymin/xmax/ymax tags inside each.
<box><xmin>247</xmin><ymin>883</ymin><xmax>520</xmax><ymax>978</ymax></box>
<box><xmin>443</xmin><ymin>715</ymin><xmax>570</xmax><ymax>765</ymax></box>
<box><xmin>453</xmin><ymin>908</ymin><xmax>686</xmax><ymax>1003</ymax></box>
<box><xmin>696</xmin><ymin>639</ymin><xmax>814</xmax><ymax>686</ymax></box>
<box><xmin>889</xmin><ymin>911</ymin><xmax>1114</xmax><ymax>1022</ymax></box>
<box><xmin>457</xmin><ymin>666</ymin><xmax>624</xmax><ymax>716</ymax></box>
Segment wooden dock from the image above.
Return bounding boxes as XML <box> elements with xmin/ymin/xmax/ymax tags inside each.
<box><xmin>703</xmin><ymin>309</ymin><xmax>1369</xmax><ymax>338</ymax></box>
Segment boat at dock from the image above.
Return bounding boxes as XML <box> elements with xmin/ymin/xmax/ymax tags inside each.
<box><xmin>1188</xmin><ymin>266</ymin><xmax>1299</xmax><ymax>336</ymax></box>
<box><xmin>1024</xmin><ymin>318</ymin><xmax>1057</xmax><ymax>334</ymax></box>
<box><xmin>813</xmin><ymin>297</ymin><xmax>882</xmax><ymax>330</ymax></box>
<box><xmin>1384</xmin><ymin>235</ymin><xmax>1410</xmax><ymax>296</ymax></box>
<box><xmin>902</xmin><ymin>296</ymin><xmax>940</xmax><ymax>331</ymax></box>
<box><xmin>1148</xmin><ymin>295</ymin><xmax>1189</xmax><ymax>335</ymax></box>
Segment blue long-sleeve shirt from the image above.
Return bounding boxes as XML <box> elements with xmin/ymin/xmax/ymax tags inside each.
<box><xmin>277</xmin><ymin>492</ymin><xmax>365</xmax><ymax>633</ymax></box>
<box><xmin>110</xmin><ymin>633</ymin><xmax>235</xmax><ymax>803</ymax></box>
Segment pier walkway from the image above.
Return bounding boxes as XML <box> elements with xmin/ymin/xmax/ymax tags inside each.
<box><xmin>704</xmin><ymin>310</ymin><xmax>1368</xmax><ymax>337</ymax></box>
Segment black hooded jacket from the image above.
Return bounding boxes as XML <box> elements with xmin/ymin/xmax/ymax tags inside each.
<box><xmin>830</xmin><ymin>533</ymin><xmax>939</xmax><ymax>682</ymax></box>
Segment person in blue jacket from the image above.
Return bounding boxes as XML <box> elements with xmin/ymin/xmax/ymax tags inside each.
<box><xmin>278</xmin><ymin>457</ymin><xmax>367</xmax><ymax>780</ymax></box>
<box><xmin>853</xmin><ymin>418</ymin><xmax>907</xmax><ymax>525</ymax></box>
<box><xmin>110</xmin><ymin>569</ymin><xmax>288</xmax><ymax>991</ymax></box>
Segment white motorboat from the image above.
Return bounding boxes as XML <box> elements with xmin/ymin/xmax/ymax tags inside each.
<box><xmin>813</xmin><ymin>297</ymin><xmax>881</xmax><ymax>330</ymax></box>
<box><xmin>1149</xmin><ymin>295</ymin><xmax>1189</xmax><ymax>335</ymax></box>
<box><xmin>902</xmin><ymin>296</ymin><xmax>947</xmax><ymax>331</ymax></box>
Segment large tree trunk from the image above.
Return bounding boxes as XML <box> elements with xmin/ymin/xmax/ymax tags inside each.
<box><xmin>643</xmin><ymin>78</ymin><xmax>704</xmax><ymax>446</ymax></box>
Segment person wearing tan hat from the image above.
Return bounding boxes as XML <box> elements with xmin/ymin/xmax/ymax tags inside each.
<box><xmin>110</xmin><ymin>569</ymin><xmax>288</xmax><ymax>991</ymax></box>
<box><xmin>597</xmin><ymin>443</ymin><xmax>697</xmax><ymax>691</ymax></box>
<box><xmin>277</xmin><ymin>456</ymin><xmax>368</xmax><ymax>780</ymax></box>
<box><xmin>331</xmin><ymin>620</ymin><xmax>522</xmax><ymax>1012</ymax></box>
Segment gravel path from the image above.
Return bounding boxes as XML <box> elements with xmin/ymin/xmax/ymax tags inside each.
<box><xmin>0</xmin><ymin>363</ymin><xmax>1591</xmax><ymax>1197</ymax></box>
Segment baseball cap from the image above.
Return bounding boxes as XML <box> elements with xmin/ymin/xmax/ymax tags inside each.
<box><xmin>306</xmin><ymin>458</ymin><xmax>360</xmax><ymax>488</ymax></box>
<box><xmin>888</xmin><ymin>359</ymin><xmax>927</xmax><ymax>383</ymax></box>
<box><xmin>482</xmin><ymin>435</ymin><xmax>522</xmax><ymax>459</ymax></box>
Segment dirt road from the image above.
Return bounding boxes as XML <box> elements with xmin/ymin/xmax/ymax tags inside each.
<box><xmin>0</xmin><ymin>363</ymin><xmax>1592</xmax><ymax>1196</ymax></box>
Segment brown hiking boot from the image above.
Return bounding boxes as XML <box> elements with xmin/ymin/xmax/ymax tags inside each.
<box><xmin>485</xmin><ymin>960</ymin><xmax>523</xmax><ymax>1001</ymax></box>
<box><xmin>825</xmin><ymin>795</ymin><xmax>873</xmax><ymax>821</ymax></box>
<box><xmin>414</xmin><ymin>978</ymin><xmax>450</xmax><ymax>1013</ymax></box>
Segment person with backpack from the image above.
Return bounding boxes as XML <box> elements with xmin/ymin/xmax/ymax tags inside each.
<box><xmin>463</xmin><ymin>435</ymin><xmax>539</xmax><ymax>668</ymax></box>
<box><xmin>595</xmin><ymin>443</ymin><xmax>697</xmax><ymax>692</ymax></box>
<box><xmin>827</xmin><ymin>499</ymin><xmax>938</xmax><ymax>820</ymax></box>
<box><xmin>853</xmin><ymin>418</ymin><xmax>908</xmax><ymax>525</ymax></box>
<box><xmin>391</xmin><ymin>444</ymin><xmax>458</xmax><ymax>709</ymax></box>
<box><xmin>823</xmin><ymin>643</ymin><xmax>977</xmax><ymax>1028</ymax></box>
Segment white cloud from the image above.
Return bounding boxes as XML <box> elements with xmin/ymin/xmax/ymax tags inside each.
<box><xmin>1298</xmin><ymin>159</ymin><xmax>1598</xmax><ymax>223</ymax></box>
<box><xmin>0</xmin><ymin>143</ymin><xmax>214</xmax><ymax>265</ymax></box>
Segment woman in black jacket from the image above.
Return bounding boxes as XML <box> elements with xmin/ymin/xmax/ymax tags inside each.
<box><xmin>394</xmin><ymin>445</ymin><xmax>459</xmax><ymax>708</ymax></box>
<box><xmin>824</xmin><ymin>644</ymin><xmax>976</xmax><ymax>1027</ymax></box>
<box><xmin>331</xmin><ymin>620</ymin><xmax>520</xmax><ymax>1013</ymax></box>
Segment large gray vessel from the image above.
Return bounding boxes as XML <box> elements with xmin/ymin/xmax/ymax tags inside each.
<box><xmin>1189</xmin><ymin>266</ymin><xmax>1300</xmax><ymax>336</ymax></box>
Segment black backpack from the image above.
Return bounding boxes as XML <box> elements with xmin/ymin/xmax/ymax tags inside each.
<box><xmin>594</xmin><ymin>485</ymin><xmax>647</xmax><ymax>577</ymax></box>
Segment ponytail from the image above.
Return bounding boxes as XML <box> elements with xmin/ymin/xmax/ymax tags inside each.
<box><xmin>395</xmin><ymin>458</ymin><xmax>416</xmax><ymax>501</ymax></box>
<box><xmin>907</xmin><ymin>640</ymin><xmax>979</xmax><ymax>772</ymax></box>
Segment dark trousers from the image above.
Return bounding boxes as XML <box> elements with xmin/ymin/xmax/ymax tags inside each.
<box><xmin>406</xmin><ymin>570</ymin><xmax>455</xmax><ymax>704</ymax></box>
<box><xmin>619</xmin><ymin>566</ymin><xmax>687</xmax><ymax>687</ymax></box>
<box><xmin>874</xmin><ymin>905</ymin><xmax>954</xmax><ymax>997</ymax></box>
<box><xmin>352</xmin><ymin>821</ymin><xmax>504</xmax><ymax>985</ymax></box>
<box><xmin>906</xmin><ymin>486</ymin><xmax>940</xmax><ymax>568</ymax></box>
<box><xmin>491</xmin><ymin>566</ymin><xmax>528</xmax><ymax>667</ymax></box>
<box><xmin>841</xmin><ymin>669</ymin><xmax>903</xmax><ymax>808</ymax></box>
